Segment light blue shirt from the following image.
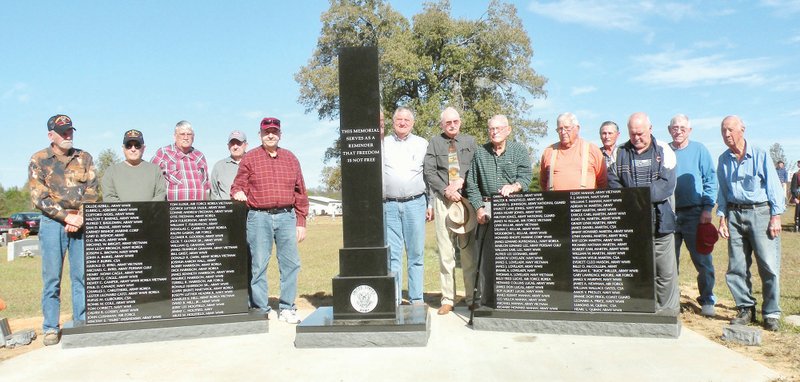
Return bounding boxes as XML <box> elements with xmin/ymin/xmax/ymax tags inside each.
<box><xmin>383</xmin><ymin>133</ymin><xmax>428</xmax><ymax>198</ymax></box>
<box><xmin>671</xmin><ymin>140</ymin><xmax>717</xmax><ymax>211</ymax></box>
<box><xmin>716</xmin><ymin>141</ymin><xmax>786</xmax><ymax>216</ymax></box>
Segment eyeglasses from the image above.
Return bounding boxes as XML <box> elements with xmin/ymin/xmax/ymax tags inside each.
<box><xmin>488</xmin><ymin>125</ymin><xmax>507</xmax><ymax>132</ymax></box>
<box><xmin>668</xmin><ymin>126</ymin><xmax>688</xmax><ymax>132</ymax></box>
<box><xmin>177</xmin><ymin>132</ymin><xmax>194</xmax><ymax>137</ymax></box>
<box><xmin>556</xmin><ymin>125</ymin><xmax>575</xmax><ymax>133</ymax></box>
<box><xmin>125</xmin><ymin>143</ymin><xmax>142</xmax><ymax>149</ymax></box>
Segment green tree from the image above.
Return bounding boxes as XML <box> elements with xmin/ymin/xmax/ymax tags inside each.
<box><xmin>2</xmin><ymin>186</ymin><xmax>33</xmax><ymax>215</ymax></box>
<box><xmin>769</xmin><ymin>143</ymin><xmax>786</xmax><ymax>167</ymax></box>
<box><xmin>96</xmin><ymin>148</ymin><xmax>121</xmax><ymax>200</ymax></box>
<box><xmin>296</xmin><ymin>0</ymin><xmax>548</xmax><ymax>186</ymax></box>
<box><xmin>320</xmin><ymin>164</ymin><xmax>342</xmax><ymax>192</ymax></box>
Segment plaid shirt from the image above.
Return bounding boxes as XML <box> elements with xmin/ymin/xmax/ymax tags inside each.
<box><xmin>151</xmin><ymin>144</ymin><xmax>210</xmax><ymax>201</ymax></box>
<box><xmin>29</xmin><ymin>146</ymin><xmax>99</xmax><ymax>222</ymax></box>
<box><xmin>465</xmin><ymin>141</ymin><xmax>532</xmax><ymax>211</ymax></box>
<box><xmin>231</xmin><ymin>147</ymin><xmax>309</xmax><ymax>227</ymax></box>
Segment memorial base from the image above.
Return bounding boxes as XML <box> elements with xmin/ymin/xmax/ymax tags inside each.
<box><xmin>60</xmin><ymin>312</ymin><xmax>268</xmax><ymax>348</ymax></box>
<box><xmin>295</xmin><ymin>306</ymin><xmax>430</xmax><ymax>348</ymax></box>
<box><xmin>472</xmin><ymin>308</ymin><xmax>680</xmax><ymax>338</ymax></box>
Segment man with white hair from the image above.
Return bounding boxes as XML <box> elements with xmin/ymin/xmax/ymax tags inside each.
<box><xmin>667</xmin><ymin>114</ymin><xmax>718</xmax><ymax>317</ymax></box>
<box><xmin>539</xmin><ymin>112</ymin><xmax>606</xmax><ymax>191</ymax></box>
<box><xmin>608</xmin><ymin>112</ymin><xmax>679</xmax><ymax>314</ymax></box>
<box><xmin>716</xmin><ymin>115</ymin><xmax>785</xmax><ymax>331</ymax></box>
<box><xmin>423</xmin><ymin>106</ymin><xmax>478</xmax><ymax>314</ymax></box>
<box><xmin>152</xmin><ymin>120</ymin><xmax>210</xmax><ymax>201</ymax></box>
<box><xmin>465</xmin><ymin>114</ymin><xmax>532</xmax><ymax>308</ymax></box>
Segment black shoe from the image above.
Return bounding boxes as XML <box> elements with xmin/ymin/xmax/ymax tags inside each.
<box><xmin>730</xmin><ymin>306</ymin><xmax>756</xmax><ymax>325</ymax></box>
<box><xmin>763</xmin><ymin>317</ymin><xmax>779</xmax><ymax>331</ymax></box>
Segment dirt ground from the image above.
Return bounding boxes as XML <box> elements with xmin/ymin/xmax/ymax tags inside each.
<box><xmin>2</xmin><ymin>290</ymin><xmax>798</xmax><ymax>380</ymax></box>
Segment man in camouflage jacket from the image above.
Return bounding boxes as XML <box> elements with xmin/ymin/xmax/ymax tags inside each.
<box><xmin>28</xmin><ymin>114</ymin><xmax>98</xmax><ymax>346</ymax></box>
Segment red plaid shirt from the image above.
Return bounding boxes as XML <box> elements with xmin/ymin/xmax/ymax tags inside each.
<box><xmin>231</xmin><ymin>147</ymin><xmax>309</xmax><ymax>227</ymax></box>
<box><xmin>151</xmin><ymin>144</ymin><xmax>210</xmax><ymax>201</ymax></box>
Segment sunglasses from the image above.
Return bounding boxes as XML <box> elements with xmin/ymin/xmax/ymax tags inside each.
<box><xmin>125</xmin><ymin>142</ymin><xmax>142</xmax><ymax>149</ymax></box>
<box><xmin>261</xmin><ymin>118</ymin><xmax>281</xmax><ymax>127</ymax></box>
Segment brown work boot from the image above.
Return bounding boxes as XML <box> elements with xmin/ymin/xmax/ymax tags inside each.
<box><xmin>437</xmin><ymin>304</ymin><xmax>453</xmax><ymax>315</ymax></box>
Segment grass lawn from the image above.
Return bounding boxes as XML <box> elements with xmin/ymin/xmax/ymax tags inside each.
<box><xmin>1</xmin><ymin>206</ymin><xmax>798</xmax><ymax>323</ymax></box>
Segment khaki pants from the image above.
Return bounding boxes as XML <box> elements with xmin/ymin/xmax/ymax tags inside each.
<box><xmin>433</xmin><ymin>194</ymin><xmax>478</xmax><ymax>305</ymax></box>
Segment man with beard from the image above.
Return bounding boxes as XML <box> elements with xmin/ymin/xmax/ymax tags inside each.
<box><xmin>29</xmin><ymin>114</ymin><xmax>99</xmax><ymax>345</ymax></box>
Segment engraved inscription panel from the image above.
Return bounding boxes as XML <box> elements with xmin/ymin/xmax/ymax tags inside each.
<box><xmin>492</xmin><ymin>188</ymin><xmax>654</xmax><ymax>313</ymax></box>
<box><xmin>84</xmin><ymin>201</ymin><xmax>249</xmax><ymax>325</ymax></box>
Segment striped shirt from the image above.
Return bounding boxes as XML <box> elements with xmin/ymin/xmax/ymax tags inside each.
<box><xmin>151</xmin><ymin>144</ymin><xmax>210</xmax><ymax>201</ymax></box>
<box><xmin>465</xmin><ymin>141</ymin><xmax>533</xmax><ymax>210</ymax></box>
<box><xmin>230</xmin><ymin>147</ymin><xmax>309</xmax><ymax>227</ymax></box>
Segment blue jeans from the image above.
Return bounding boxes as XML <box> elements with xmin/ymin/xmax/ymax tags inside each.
<box><xmin>384</xmin><ymin>196</ymin><xmax>426</xmax><ymax>304</ymax></box>
<box><xmin>725</xmin><ymin>205</ymin><xmax>782</xmax><ymax>318</ymax></box>
<box><xmin>675</xmin><ymin>206</ymin><xmax>716</xmax><ymax>306</ymax></box>
<box><xmin>39</xmin><ymin>215</ymin><xmax>85</xmax><ymax>332</ymax></box>
<box><xmin>246</xmin><ymin>209</ymin><xmax>301</xmax><ymax>312</ymax></box>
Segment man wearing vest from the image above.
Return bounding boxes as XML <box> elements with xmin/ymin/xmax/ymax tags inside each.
<box><xmin>423</xmin><ymin>107</ymin><xmax>478</xmax><ymax>315</ymax></box>
<box><xmin>539</xmin><ymin>112</ymin><xmax>607</xmax><ymax>191</ymax></box>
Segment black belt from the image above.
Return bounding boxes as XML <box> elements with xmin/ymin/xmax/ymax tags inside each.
<box><xmin>252</xmin><ymin>206</ymin><xmax>293</xmax><ymax>214</ymax></box>
<box><xmin>384</xmin><ymin>193</ymin><xmax>424</xmax><ymax>202</ymax></box>
<box><xmin>728</xmin><ymin>201</ymin><xmax>769</xmax><ymax>210</ymax></box>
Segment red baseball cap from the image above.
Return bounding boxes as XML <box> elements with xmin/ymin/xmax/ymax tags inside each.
<box><xmin>696</xmin><ymin>223</ymin><xmax>719</xmax><ymax>255</ymax></box>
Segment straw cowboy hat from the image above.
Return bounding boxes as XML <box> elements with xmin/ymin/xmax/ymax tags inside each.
<box><xmin>445</xmin><ymin>199</ymin><xmax>478</xmax><ymax>234</ymax></box>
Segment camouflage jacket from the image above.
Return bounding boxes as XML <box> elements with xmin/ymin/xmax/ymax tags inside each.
<box><xmin>28</xmin><ymin>146</ymin><xmax>99</xmax><ymax>222</ymax></box>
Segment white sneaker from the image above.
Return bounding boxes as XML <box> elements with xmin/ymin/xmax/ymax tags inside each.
<box><xmin>700</xmin><ymin>304</ymin><xmax>716</xmax><ymax>317</ymax></box>
<box><xmin>279</xmin><ymin>309</ymin><xmax>301</xmax><ymax>324</ymax></box>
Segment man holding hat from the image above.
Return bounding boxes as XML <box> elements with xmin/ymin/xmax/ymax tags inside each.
<box><xmin>102</xmin><ymin>130</ymin><xmax>166</xmax><ymax>202</ymax></box>
<box><xmin>210</xmin><ymin>130</ymin><xmax>248</xmax><ymax>200</ymax></box>
<box><xmin>423</xmin><ymin>107</ymin><xmax>478</xmax><ymax>314</ymax></box>
<box><xmin>667</xmin><ymin>114</ymin><xmax>718</xmax><ymax>317</ymax></box>
<box><xmin>231</xmin><ymin>117</ymin><xmax>309</xmax><ymax>324</ymax></box>
<box><xmin>29</xmin><ymin>114</ymin><xmax>99</xmax><ymax>345</ymax></box>
<box><xmin>151</xmin><ymin>120</ymin><xmax>210</xmax><ymax>201</ymax></box>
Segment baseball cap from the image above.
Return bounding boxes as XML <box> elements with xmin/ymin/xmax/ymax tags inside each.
<box><xmin>47</xmin><ymin>114</ymin><xmax>76</xmax><ymax>135</ymax></box>
<box><xmin>695</xmin><ymin>223</ymin><xmax>719</xmax><ymax>255</ymax></box>
<box><xmin>228</xmin><ymin>130</ymin><xmax>247</xmax><ymax>142</ymax></box>
<box><xmin>260</xmin><ymin>117</ymin><xmax>281</xmax><ymax>131</ymax></box>
<box><xmin>123</xmin><ymin>129</ymin><xmax>144</xmax><ymax>145</ymax></box>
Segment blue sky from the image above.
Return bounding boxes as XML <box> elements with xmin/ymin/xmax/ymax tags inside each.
<box><xmin>2</xmin><ymin>1</ymin><xmax>799</xmax><ymax>191</ymax></box>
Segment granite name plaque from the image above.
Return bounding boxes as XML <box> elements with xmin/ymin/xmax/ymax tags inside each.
<box><xmin>83</xmin><ymin>201</ymin><xmax>249</xmax><ymax>325</ymax></box>
<box><xmin>491</xmin><ymin>188</ymin><xmax>654</xmax><ymax>313</ymax></box>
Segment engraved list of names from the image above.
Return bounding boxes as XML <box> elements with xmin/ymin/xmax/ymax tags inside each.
<box><xmin>492</xmin><ymin>188</ymin><xmax>654</xmax><ymax>313</ymax></box>
<box><xmin>84</xmin><ymin>201</ymin><xmax>249</xmax><ymax>325</ymax></box>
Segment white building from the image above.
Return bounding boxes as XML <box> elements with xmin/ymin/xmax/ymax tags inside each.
<box><xmin>308</xmin><ymin>196</ymin><xmax>342</xmax><ymax>216</ymax></box>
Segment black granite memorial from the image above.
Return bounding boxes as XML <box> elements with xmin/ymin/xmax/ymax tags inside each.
<box><xmin>295</xmin><ymin>47</ymin><xmax>430</xmax><ymax>347</ymax></box>
<box><xmin>472</xmin><ymin>188</ymin><xmax>680</xmax><ymax>338</ymax></box>
<box><xmin>60</xmin><ymin>200</ymin><xmax>267</xmax><ymax>348</ymax></box>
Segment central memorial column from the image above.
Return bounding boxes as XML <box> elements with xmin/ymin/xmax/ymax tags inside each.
<box><xmin>295</xmin><ymin>47</ymin><xmax>430</xmax><ymax>347</ymax></box>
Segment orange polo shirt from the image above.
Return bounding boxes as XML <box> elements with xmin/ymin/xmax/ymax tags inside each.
<box><xmin>539</xmin><ymin>138</ymin><xmax>608</xmax><ymax>191</ymax></box>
